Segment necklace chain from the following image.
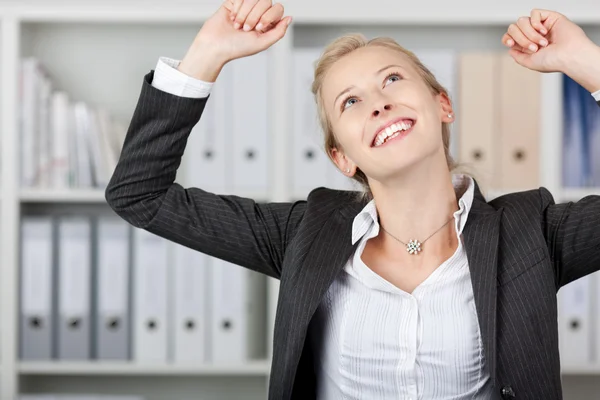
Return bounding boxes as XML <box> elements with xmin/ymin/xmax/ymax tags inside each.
<box><xmin>379</xmin><ymin>216</ymin><xmax>454</xmax><ymax>255</ymax></box>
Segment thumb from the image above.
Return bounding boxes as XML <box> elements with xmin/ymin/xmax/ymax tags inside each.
<box><xmin>508</xmin><ymin>48</ymin><xmax>533</xmax><ymax>69</ymax></box>
<box><xmin>258</xmin><ymin>16</ymin><xmax>292</xmax><ymax>48</ymax></box>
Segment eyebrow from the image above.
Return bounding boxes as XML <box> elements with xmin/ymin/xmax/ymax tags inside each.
<box><xmin>333</xmin><ymin>64</ymin><xmax>405</xmax><ymax>109</ymax></box>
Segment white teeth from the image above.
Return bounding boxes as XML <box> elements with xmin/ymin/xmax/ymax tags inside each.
<box><xmin>373</xmin><ymin>120</ymin><xmax>414</xmax><ymax>147</ymax></box>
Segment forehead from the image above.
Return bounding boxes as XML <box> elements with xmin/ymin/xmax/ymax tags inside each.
<box><xmin>322</xmin><ymin>46</ymin><xmax>413</xmax><ymax>98</ymax></box>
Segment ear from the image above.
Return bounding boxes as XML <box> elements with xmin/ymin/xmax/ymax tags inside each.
<box><xmin>437</xmin><ymin>92</ymin><xmax>454</xmax><ymax>123</ymax></box>
<box><xmin>331</xmin><ymin>147</ymin><xmax>354</xmax><ymax>176</ymax></box>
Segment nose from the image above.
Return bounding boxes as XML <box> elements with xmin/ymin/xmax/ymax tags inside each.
<box><xmin>372</xmin><ymin>103</ymin><xmax>393</xmax><ymax>118</ymax></box>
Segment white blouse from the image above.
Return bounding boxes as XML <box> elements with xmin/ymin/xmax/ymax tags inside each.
<box><xmin>307</xmin><ymin>174</ymin><xmax>496</xmax><ymax>400</ymax></box>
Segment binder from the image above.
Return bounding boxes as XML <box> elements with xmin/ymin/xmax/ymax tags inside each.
<box><xmin>182</xmin><ymin>69</ymin><xmax>230</xmax><ymax>194</ymax></box>
<box><xmin>457</xmin><ymin>52</ymin><xmax>498</xmax><ymax>194</ymax></box>
<box><xmin>210</xmin><ymin>257</ymin><xmax>266</xmax><ymax>363</ymax></box>
<box><xmin>498</xmin><ymin>53</ymin><xmax>540</xmax><ymax>190</ymax></box>
<box><xmin>57</xmin><ymin>217</ymin><xmax>92</xmax><ymax>360</ymax></box>
<box><xmin>231</xmin><ymin>52</ymin><xmax>270</xmax><ymax>197</ymax></box>
<box><xmin>50</xmin><ymin>91</ymin><xmax>71</xmax><ymax>189</ymax></box>
<box><xmin>20</xmin><ymin>216</ymin><xmax>54</xmax><ymax>360</ymax></box>
<box><xmin>291</xmin><ymin>48</ymin><xmax>330</xmax><ymax>199</ymax></box>
<box><xmin>562</xmin><ymin>73</ymin><xmax>586</xmax><ymax>187</ymax></box>
<box><xmin>558</xmin><ymin>274</ymin><xmax>593</xmax><ymax>367</ymax></box>
<box><xmin>172</xmin><ymin>244</ymin><xmax>210</xmax><ymax>363</ymax></box>
<box><xmin>133</xmin><ymin>228</ymin><xmax>169</xmax><ymax>363</ymax></box>
<box><xmin>20</xmin><ymin>58</ymin><xmax>42</xmax><ymax>188</ymax></box>
<box><xmin>95</xmin><ymin>218</ymin><xmax>131</xmax><ymax>360</ymax></box>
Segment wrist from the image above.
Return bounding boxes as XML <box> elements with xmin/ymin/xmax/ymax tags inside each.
<box><xmin>561</xmin><ymin>40</ymin><xmax>600</xmax><ymax>94</ymax></box>
<box><xmin>178</xmin><ymin>41</ymin><xmax>228</xmax><ymax>82</ymax></box>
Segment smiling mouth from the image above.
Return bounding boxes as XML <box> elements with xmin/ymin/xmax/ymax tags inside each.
<box><xmin>372</xmin><ymin>119</ymin><xmax>415</xmax><ymax>147</ymax></box>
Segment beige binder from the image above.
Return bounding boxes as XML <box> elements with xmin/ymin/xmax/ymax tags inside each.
<box><xmin>498</xmin><ymin>53</ymin><xmax>541</xmax><ymax>190</ymax></box>
<box><xmin>457</xmin><ymin>52</ymin><xmax>499</xmax><ymax>194</ymax></box>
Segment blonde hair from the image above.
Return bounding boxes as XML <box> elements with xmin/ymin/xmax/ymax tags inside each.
<box><xmin>311</xmin><ymin>33</ymin><xmax>459</xmax><ymax>203</ymax></box>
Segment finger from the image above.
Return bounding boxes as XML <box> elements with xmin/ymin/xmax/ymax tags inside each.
<box><xmin>230</xmin><ymin>0</ymin><xmax>243</xmax><ymax>21</ymax></box>
<box><xmin>516</xmin><ymin>16</ymin><xmax>548</xmax><ymax>48</ymax></box>
<box><xmin>509</xmin><ymin>43</ymin><xmax>529</xmax><ymax>54</ymax></box>
<box><xmin>256</xmin><ymin>3</ymin><xmax>284</xmax><ymax>32</ymax></box>
<box><xmin>531</xmin><ymin>8</ymin><xmax>562</xmax><ymax>33</ymax></box>
<box><xmin>258</xmin><ymin>15</ymin><xmax>292</xmax><ymax>47</ymax></box>
<box><xmin>234</xmin><ymin>0</ymin><xmax>261</xmax><ymax>30</ymax></box>
<box><xmin>223</xmin><ymin>0</ymin><xmax>235</xmax><ymax>14</ymax></box>
<box><xmin>507</xmin><ymin>23</ymin><xmax>538</xmax><ymax>53</ymax></box>
<box><xmin>244</xmin><ymin>0</ymin><xmax>272</xmax><ymax>31</ymax></box>
<box><xmin>529</xmin><ymin>9</ymin><xmax>547</xmax><ymax>35</ymax></box>
<box><xmin>501</xmin><ymin>32</ymin><xmax>514</xmax><ymax>47</ymax></box>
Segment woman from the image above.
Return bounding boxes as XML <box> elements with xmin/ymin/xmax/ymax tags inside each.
<box><xmin>106</xmin><ymin>1</ymin><xmax>600</xmax><ymax>399</ymax></box>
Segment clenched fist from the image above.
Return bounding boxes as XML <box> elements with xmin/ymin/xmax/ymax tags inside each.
<box><xmin>502</xmin><ymin>9</ymin><xmax>593</xmax><ymax>73</ymax></box>
<box><xmin>178</xmin><ymin>0</ymin><xmax>291</xmax><ymax>82</ymax></box>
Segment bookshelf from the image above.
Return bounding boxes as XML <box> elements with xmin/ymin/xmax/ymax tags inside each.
<box><xmin>1</xmin><ymin>1</ymin><xmax>600</xmax><ymax>399</ymax></box>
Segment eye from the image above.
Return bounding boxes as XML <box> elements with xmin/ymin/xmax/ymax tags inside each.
<box><xmin>384</xmin><ymin>71</ymin><xmax>402</xmax><ymax>85</ymax></box>
<box><xmin>341</xmin><ymin>95</ymin><xmax>358</xmax><ymax>111</ymax></box>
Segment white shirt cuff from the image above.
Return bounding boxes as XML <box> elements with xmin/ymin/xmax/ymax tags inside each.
<box><xmin>151</xmin><ymin>56</ymin><xmax>213</xmax><ymax>99</ymax></box>
<box><xmin>593</xmin><ymin>89</ymin><xmax>600</xmax><ymax>102</ymax></box>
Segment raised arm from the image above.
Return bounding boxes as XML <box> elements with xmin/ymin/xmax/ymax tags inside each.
<box><xmin>105</xmin><ymin>1</ymin><xmax>299</xmax><ymax>279</ymax></box>
<box><xmin>501</xmin><ymin>9</ymin><xmax>600</xmax><ymax>286</ymax></box>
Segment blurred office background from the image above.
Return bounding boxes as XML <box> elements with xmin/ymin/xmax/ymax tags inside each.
<box><xmin>0</xmin><ymin>0</ymin><xmax>599</xmax><ymax>399</ymax></box>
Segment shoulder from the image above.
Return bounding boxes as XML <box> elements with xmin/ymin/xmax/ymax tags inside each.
<box><xmin>486</xmin><ymin>186</ymin><xmax>556</xmax><ymax>215</ymax></box>
<box><xmin>305</xmin><ymin>186</ymin><xmax>366</xmax><ymax>218</ymax></box>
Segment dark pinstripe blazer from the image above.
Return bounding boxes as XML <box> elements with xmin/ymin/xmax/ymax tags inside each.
<box><xmin>106</xmin><ymin>70</ymin><xmax>600</xmax><ymax>400</ymax></box>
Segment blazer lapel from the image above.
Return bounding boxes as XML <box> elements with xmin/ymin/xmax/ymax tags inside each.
<box><xmin>462</xmin><ymin>181</ymin><xmax>503</xmax><ymax>386</ymax></box>
<box><xmin>274</xmin><ymin>192</ymin><xmax>363</xmax><ymax>399</ymax></box>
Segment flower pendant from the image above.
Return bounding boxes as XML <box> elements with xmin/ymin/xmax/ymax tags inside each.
<box><xmin>406</xmin><ymin>239</ymin><xmax>422</xmax><ymax>255</ymax></box>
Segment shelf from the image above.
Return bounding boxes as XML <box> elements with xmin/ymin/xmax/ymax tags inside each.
<box><xmin>2</xmin><ymin>1</ymin><xmax>600</xmax><ymax>25</ymax></box>
<box><xmin>561</xmin><ymin>365</ymin><xmax>600</xmax><ymax>375</ymax></box>
<box><xmin>20</xmin><ymin>189</ymin><xmax>107</xmax><ymax>203</ymax></box>
<box><xmin>19</xmin><ymin>360</ymin><xmax>271</xmax><ymax>376</ymax></box>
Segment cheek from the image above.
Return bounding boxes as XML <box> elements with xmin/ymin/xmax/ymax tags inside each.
<box><xmin>332</xmin><ymin>118</ymin><xmax>365</xmax><ymax>151</ymax></box>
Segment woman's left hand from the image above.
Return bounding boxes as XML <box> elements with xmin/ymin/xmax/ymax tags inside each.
<box><xmin>502</xmin><ymin>9</ymin><xmax>594</xmax><ymax>74</ymax></box>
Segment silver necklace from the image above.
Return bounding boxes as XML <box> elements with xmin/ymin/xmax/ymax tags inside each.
<box><xmin>379</xmin><ymin>216</ymin><xmax>454</xmax><ymax>255</ymax></box>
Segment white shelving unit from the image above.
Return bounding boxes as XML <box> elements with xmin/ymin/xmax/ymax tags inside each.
<box><xmin>1</xmin><ymin>1</ymin><xmax>600</xmax><ymax>399</ymax></box>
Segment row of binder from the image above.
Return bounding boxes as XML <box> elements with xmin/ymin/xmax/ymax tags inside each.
<box><xmin>194</xmin><ymin>48</ymin><xmax>545</xmax><ymax>198</ymax></box>
<box><xmin>20</xmin><ymin>215</ymin><xmax>267</xmax><ymax>364</ymax></box>
<box><xmin>19</xmin><ymin>57</ymin><xmax>126</xmax><ymax>190</ymax></box>
<box><xmin>20</xmin><ymin>49</ymin><xmax>599</xmax><ymax>199</ymax></box>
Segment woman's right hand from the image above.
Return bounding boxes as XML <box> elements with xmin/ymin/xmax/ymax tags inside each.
<box><xmin>178</xmin><ymin>0</ymin><xmax>291</xmax><ymax>82</ymax></box>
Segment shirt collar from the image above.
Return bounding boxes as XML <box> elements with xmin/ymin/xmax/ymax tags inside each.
<box><xmin>351</xmin><ymin>174</ymin><xmax>476</xmax><ymax>245</ymax></box>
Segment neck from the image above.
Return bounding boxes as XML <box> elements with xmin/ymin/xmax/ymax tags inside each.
<box><xmin>370</xmin><ymin>157</ymin><xmax>461</xmax><ymax>256</ymax></box>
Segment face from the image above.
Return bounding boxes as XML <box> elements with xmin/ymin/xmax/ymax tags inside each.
<box><xmin>321</xmin><ymin>46</ymin><xmax>453</xmax><ymax>183</ymax></box>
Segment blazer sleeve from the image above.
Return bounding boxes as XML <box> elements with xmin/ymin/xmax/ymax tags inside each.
<box><xmin>541</xmin><ymin>97</ymin><xmax>600</xmax><ymax>288</ymax></box>
<box><xmin>105</xmin><ymin>70</ymin><xmax>306</xmax><ymax>280</ymax></box>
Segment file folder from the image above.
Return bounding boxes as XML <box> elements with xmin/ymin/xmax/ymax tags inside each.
<box><xmin>182</xmin><ymin>71</ymin><xmax>230</xmax><ymax>194</ymax></box>
<box><xmin>172</xmin><ymin>244</ymin><xmax>210</xmax><ymax>363</ymax></box>
<box><xmin>558</xmin><ymin>275</ymin><xmax>593</xmax><ymax>367</ymax></box>
<box><xmin>498</xmin><ymin>53</ymin><xmax>540</xmax><ymax>189</ymax></box>
<box><xmin>57</xmin><ymin>217</ymin><xmax>92</xmax><ymax>360</ymax></box>
<box><xmin>20</xmin><ymin>216</ymin><xmax>54</xmax><ymax>360</ymax></box>
<box><xmin>210</xmin><ymin>257</ymin><xmax>266</xmax><ymax>363</ymax></box>
<box><xmin>133</xmin><ymin>228</ymin><xmax>169</xmax><ymax>363</ymax></box>
<box><xmin>457</xmin><ymin>52</ymin><xmax>498</xmax><ymax>194</ymax></box>
<box><xmin>231</xmin><ymin>52</ymin><xmax>270</xmax><ymax>196</ymax></box>
<box><xmin>291</xmin><ymin>48</ymin><xmax>330</xmax><ymax>198</ymax></box>
<box><xmin>95</xmin><ymin>218</ymin><xmax>131</xmax><ymax>360</ymax></box>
